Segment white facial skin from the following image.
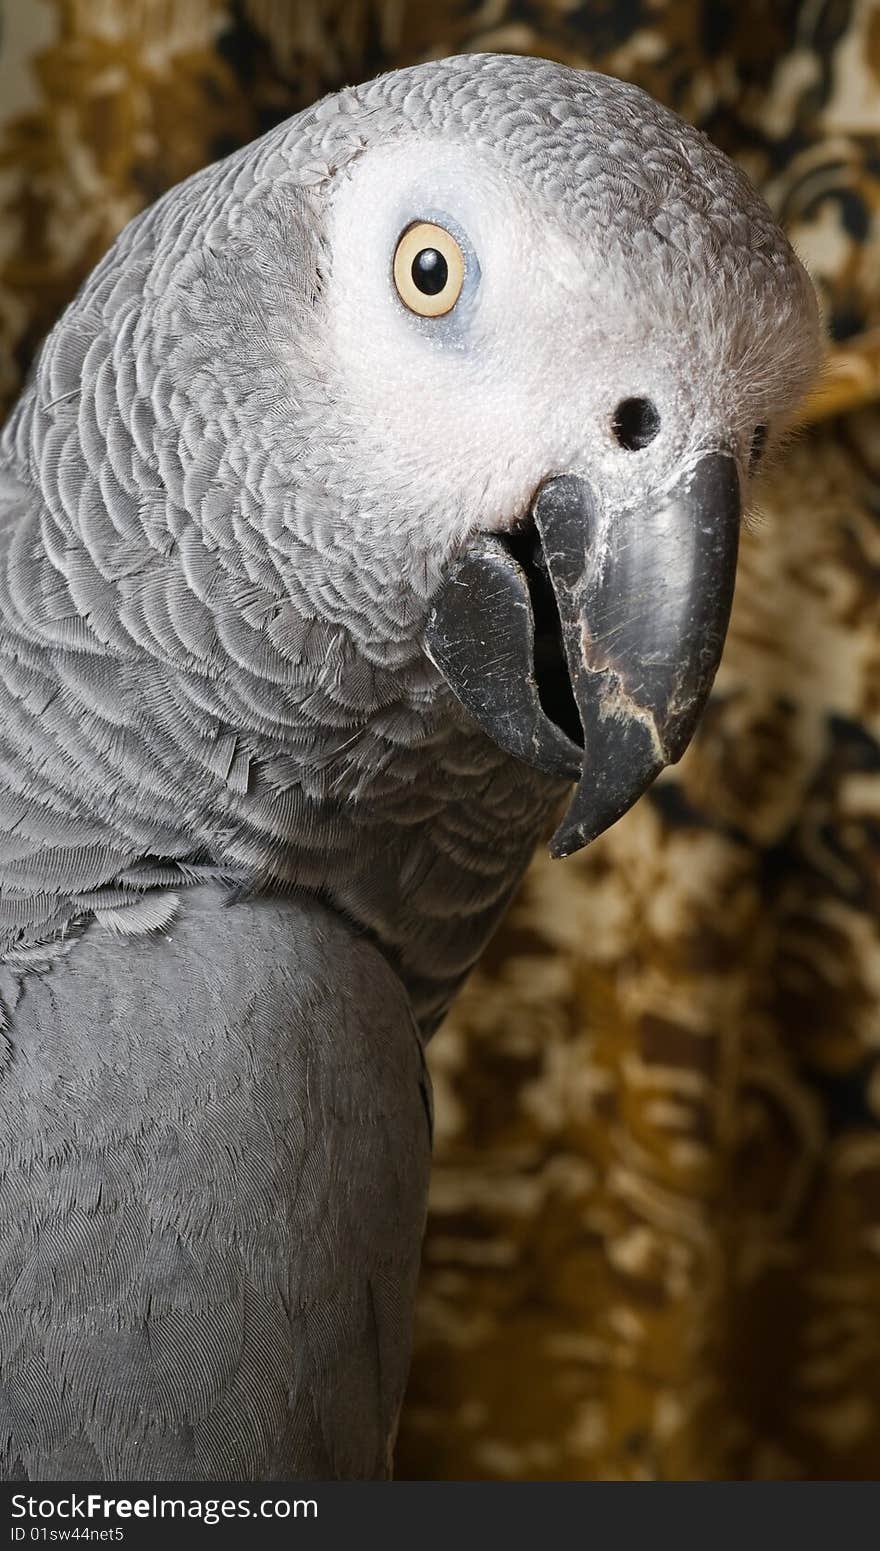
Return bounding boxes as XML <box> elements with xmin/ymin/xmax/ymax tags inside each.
<box><xmin>322</xmin><ymin>137</ymin><xmax>816</xmax><ymax>572</ymax></box>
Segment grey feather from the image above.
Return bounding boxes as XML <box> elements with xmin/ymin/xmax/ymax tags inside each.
<box><xmin>0</xmin><ymin>887</ymin><xmax>430</xmax><ymax>1479</ymax></box>
<box><xmin>0</xmin><ymin>53</ymin><xmax>818</xmax><ymax>1480</ymax></box>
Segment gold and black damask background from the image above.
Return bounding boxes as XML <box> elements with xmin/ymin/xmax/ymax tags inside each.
<box><xmin>2</xmin><ymin>0</ymin><xmax>880</xmax><ymax>1481</ymax></box>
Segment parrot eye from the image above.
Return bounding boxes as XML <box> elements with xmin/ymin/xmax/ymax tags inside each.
<box><xmin>393</xmin><ymin>222</ymin><xmax>466</xmax><ymax>317</ymax></box>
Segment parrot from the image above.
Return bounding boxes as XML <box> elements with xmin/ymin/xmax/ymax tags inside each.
<box><xmin>0</xmin><ymin>53</ymin><xmax>819</xmax><ymax>1481</ymax></box>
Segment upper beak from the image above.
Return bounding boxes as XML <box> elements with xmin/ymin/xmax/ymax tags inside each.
<box><xmin>424</xmin><ymin>451</ymin><xmax>741</xmax><ymax>857</ymax></box>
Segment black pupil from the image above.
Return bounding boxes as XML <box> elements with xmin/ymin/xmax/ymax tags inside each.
<box><xmin>412</xmin><ymin>248</ymin><xmax>448</xmax><ymax>296</ymax></box>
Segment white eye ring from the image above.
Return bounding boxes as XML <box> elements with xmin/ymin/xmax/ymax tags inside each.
<box><xmin>393</xmin><ymin>222</ymin><xmax>466</xmax><ymax>317</ymax></box>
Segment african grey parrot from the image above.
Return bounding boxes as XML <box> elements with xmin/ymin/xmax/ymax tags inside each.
<box><xmin>0</xmin><ymin>53</ymin><xmax>819</xmax><ymax>1481</ymax></box>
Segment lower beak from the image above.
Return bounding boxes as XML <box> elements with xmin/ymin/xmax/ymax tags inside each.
<box><xmin>425</xmin><ymin>451</ymin><xmax>741</xmax><ymax>857</ymax></box>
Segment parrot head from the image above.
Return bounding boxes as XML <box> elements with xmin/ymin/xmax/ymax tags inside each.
<box><xmin>15</xmin><ymin>55</ymin><xmax>819</xmax><ymax>880</ymax></box>
<box><xmin>307</xmin><ymin>54</ymin><xmax>820</xmax><ymax>854</ymax></box>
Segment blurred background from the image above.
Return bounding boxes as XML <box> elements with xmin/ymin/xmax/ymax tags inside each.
<box><xmin>2</xmin><ymin>0</ymin><xmax>880</xmax><ymax>1481</ymax></box>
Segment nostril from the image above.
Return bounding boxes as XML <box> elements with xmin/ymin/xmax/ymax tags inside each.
<box><xmin>612</xmin><ymin>397</ymin><xmax>661</xmax><ymax>451</ymax></box>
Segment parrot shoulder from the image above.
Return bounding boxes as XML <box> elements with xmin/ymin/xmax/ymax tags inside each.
<box><xmin>0</xmin><ymin>883</ymin><xmax>431</xmax><ymax>1480</ymax></box>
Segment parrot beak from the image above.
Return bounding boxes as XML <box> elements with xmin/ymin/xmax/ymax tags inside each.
<box><xmin>424</xmin><ymin>452</ymin><xmax>741</xmax><ymax>857</ymax></box>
